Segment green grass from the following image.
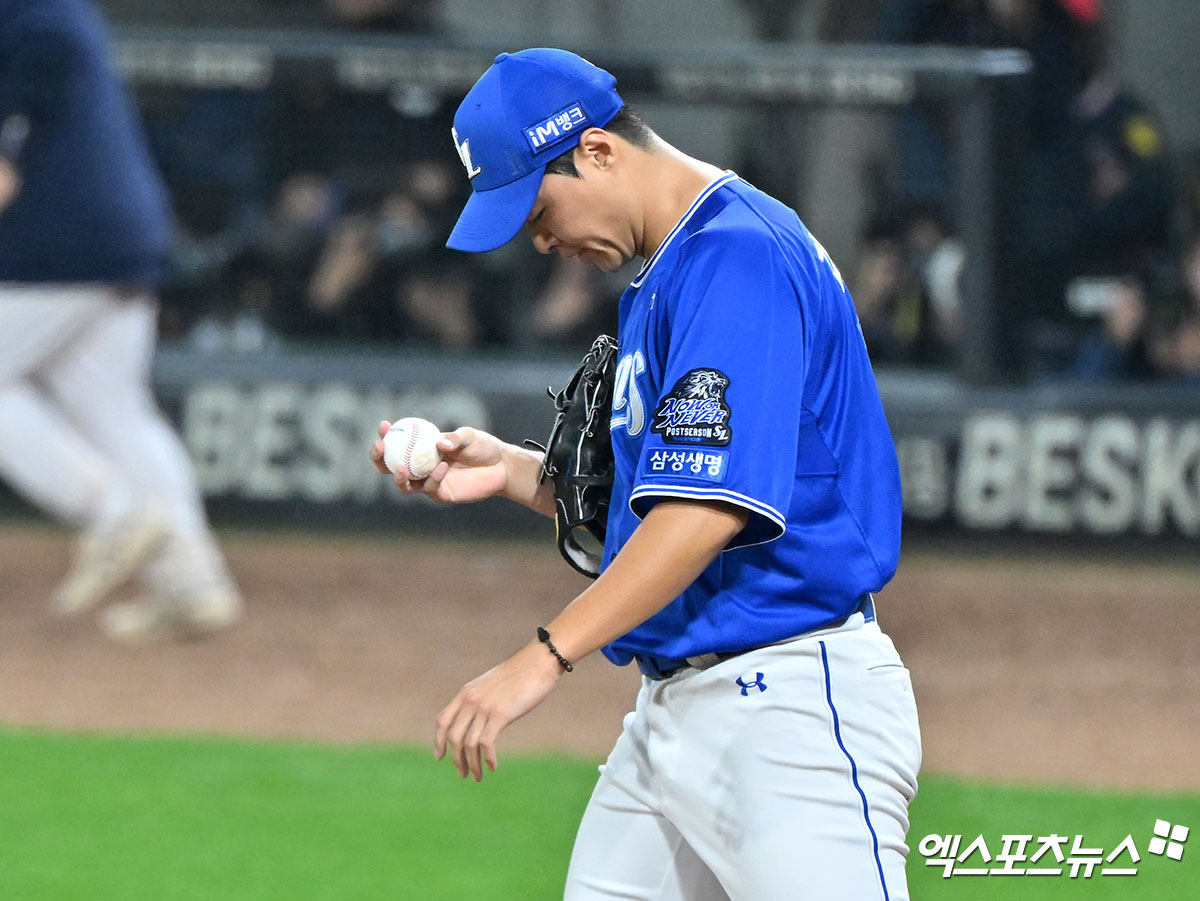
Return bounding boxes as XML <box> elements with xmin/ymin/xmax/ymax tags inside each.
<box><xmin>0</xmin><ymin>729</ymin><xmax>1195</xmax><ymax>900</ymax></box>
<box><xmin>0</xmin><ymin>730</ymin><xmax>592</xmax><ymax>900</ymax></box>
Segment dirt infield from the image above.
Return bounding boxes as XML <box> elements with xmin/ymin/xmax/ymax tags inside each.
<box><xmin>1</xmin><ymin>522</ymin><xmax>1197</xmax><ymax>792</ymax></box>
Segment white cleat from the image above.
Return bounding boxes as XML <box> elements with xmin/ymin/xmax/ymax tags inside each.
<box><xmin>51</xmin><ymin>507</ymin><xmax>166</xmax><ymax>617</ymax></box>
<box><xmin>101</xmin><ymin>584</ymin><xmax>244</xmax><ymax>643</ymax></box>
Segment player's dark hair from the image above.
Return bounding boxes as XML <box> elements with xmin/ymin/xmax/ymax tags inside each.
<box><xmin>544</xmin><ymin>105</ymin><xmax>655</xmax><ymax>178</ymax></box>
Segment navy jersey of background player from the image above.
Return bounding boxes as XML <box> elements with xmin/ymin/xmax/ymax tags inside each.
<box><xmin>603</xmin><ymin>173</ymin><xmax>902</xmax><ymax>666</ymax></box>
<box><xmin>0</xmin><ymin>0</ymin><xmax>170</xmax><ymax>287</ymax></box>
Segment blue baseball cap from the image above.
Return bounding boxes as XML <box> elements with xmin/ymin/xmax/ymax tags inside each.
<box><xmin>446</xmin><ymin>49</ymin><xmax>623</xmax><ymax>252</ymax></box>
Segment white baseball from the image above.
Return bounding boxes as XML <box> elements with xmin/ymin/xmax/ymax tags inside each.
<box><xmin>382</xmin><ymin>417</ymin><xmax>443</xmax><ymax>479</ymax></box>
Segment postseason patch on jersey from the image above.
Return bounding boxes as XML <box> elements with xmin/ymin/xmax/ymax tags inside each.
<box><xmin>651</xmin><ymin>369</ymin><xmax>733</xmax><ymax>446</ymax></box>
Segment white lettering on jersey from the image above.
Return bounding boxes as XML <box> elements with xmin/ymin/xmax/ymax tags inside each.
<box><xmin>812</xmin><ymin>236</ymin><xmax>846</xmax><ymax>290</ymax></box>
<box><xmin>451</xmin><ymin>127</ymin><xmax>482</xmax><ymax>179</ymax></box>
<box><xmin>611</xmin><ymin>351</ymin><xmax>647</xmax><ymax>436</ymax></box>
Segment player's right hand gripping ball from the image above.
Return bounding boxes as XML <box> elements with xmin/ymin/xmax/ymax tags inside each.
<box><xmin>382</xmin><ymin>417</ymin><xmax>443</xmax><ymax>479</ymax></box>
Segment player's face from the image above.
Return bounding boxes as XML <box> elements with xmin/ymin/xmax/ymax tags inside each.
<box><xmin>525</xmin><ymin>170</ymin><xmax>635</xmax><ymax>272</ymax></box>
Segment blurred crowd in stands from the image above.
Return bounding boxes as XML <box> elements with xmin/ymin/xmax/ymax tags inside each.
<box><xmin>136</xmin><ymin>0</ymin><xmax>615</xmax><ymax>355</ymax></box>
<box><xmin>853</xmin><ymin>0</ymin><xmax>1200</xmax><ymax>382</ymax></box>
<box><xmin>135</xmin><ymin>0</ymin><xmax>1200</xmax><ymax>383</ymax></box>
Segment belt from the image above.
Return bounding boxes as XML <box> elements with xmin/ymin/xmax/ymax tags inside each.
<box><xmin>636</xmin><ymin>593</ymin><xmax>876</xmax><ymax>681</ymax></box>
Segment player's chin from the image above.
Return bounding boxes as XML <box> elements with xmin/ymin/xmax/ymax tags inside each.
<box><xmin>588</xmin><ymin>250</ymin><xmax>627</xmax><ymax>273</ymax></box>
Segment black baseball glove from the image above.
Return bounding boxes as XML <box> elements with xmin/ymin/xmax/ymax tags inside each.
<box><xmin>526</xmin><ymin>334</ymin><xmax>619</xmax><ymax>578</ymax></box>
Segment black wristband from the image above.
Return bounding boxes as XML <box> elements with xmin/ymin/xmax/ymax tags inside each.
<box><xmin>536</xmin><ymin>627</ymin><xmax>574</xmax><ymax>673</ymax></box>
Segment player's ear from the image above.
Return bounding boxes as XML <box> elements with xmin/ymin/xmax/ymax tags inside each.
<box><xmin>577</xmin><ymin>127</ymin><xmax>617</xmax><ymax>172</ymax></box>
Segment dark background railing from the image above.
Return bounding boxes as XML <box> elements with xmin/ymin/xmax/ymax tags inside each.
<box><xmin>112</xmin><ymin>27</ymin><xmax>1034</xmax><ymax>383</ymax></box>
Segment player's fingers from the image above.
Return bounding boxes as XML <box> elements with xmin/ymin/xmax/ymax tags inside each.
<box><xmin>370</xmin><ymin>439</ymin><xmax>389</xmax><ymax>475</ymax></box>
<box><xmin>463</xmin><ymin>714</ymin><xmax>489</xmax><ymax>782</ymax></box>
<box><xmin>440</xmin><ymin>728</ymin><xmax>468</xmax><ymax>779</ymax></box>
<box><xmin>479</xmin><ymin>724</ymin><xmax>501</xmax><ymax>774</ymax></box>
<box><xmin>452</xmin><ymin>730</ymin><xmax>472</xmax><ymax>779</ymax></box>
<box><xmin>445</xmin><ymin>710</ymin><xmax>477</xmax><ymax>779</ymax></box>
<box><xmin>444</xmin><ymin>426</ymin><xmax>487</xmax><ymax>461</ymax></box>
<box><xmin>422</xmin><ymin>460</ymin><xmax>451</xmax><ymax>492</ymax></box>
<box><xmin>377</xmin><ymin>420</ymin><xmax>391</xmax><ymax>438</ymax></box>
<box><xmin>393</xmin><ymin>465</ymin><xmax>431</xmax><ymax>493</ymax></box>
<box><xmin>439</xmin><ymin>428</ymin><xmax>468</xmax><ymax>455</ymax></box>
<box><xmin>434</xmin><ymin>696</ymin><xmax>465</xmax><ymax>760</ymax></box>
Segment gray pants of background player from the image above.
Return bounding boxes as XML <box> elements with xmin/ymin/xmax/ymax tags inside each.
<box><xmin>0</xmin><ymin>283</ymin><xmax>232</xmax><ymax>594</ymax></box>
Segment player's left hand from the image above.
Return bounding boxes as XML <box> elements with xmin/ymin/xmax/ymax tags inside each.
<box><xmin>434</xmin><ymin>641</ymin><xmax>565</xmax><ymax>781</ymax></box>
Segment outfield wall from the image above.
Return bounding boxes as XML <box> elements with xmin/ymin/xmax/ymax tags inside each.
<box><xmin>154</xmin><ymin>344</ymin><xmax>1200</xmax><ymax>541</ymax></box>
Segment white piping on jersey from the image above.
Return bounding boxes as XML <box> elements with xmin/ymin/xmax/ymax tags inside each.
<box><xmin>629</xmin><ymin>483</ymin><xmax>787</xmax><ymax>548</ymax></box>
<box><xmin>629</xmin><ymin>171</ymin><xmax>740</xmax><ymax>289</ymax></box>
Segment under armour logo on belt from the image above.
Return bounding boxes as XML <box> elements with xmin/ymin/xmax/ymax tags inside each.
<box><xmin>736</xmin><ymin>673</ymin><xmax>767</xmax><ymax>695</ymax></box>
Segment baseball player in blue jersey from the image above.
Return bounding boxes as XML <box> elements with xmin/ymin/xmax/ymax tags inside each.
<box><xmin>0</xmin><ymin>0</ymin><xmax>241</xmax><ymax>639</ymax></box>
<box><xmin>371</xmin><ymin>49</ymin><xmax>921</xmax><ymax>899</ymax></box>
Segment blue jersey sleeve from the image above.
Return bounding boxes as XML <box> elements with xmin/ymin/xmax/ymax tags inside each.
<box><xmin>630</xmin><ymin>225</ymin><xmax>819</xmax><ymax>548</ymax></box>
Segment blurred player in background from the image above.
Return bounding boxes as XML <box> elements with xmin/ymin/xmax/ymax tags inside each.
<box><xmin>0</xmin><ymin>0</ymin><xmax>241</xmax><ymax>640</ymax></box>
<box><xmin>373</xmin><ymin>50</ymin><xmax>921</xmax><ymax>899</ymax></box>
